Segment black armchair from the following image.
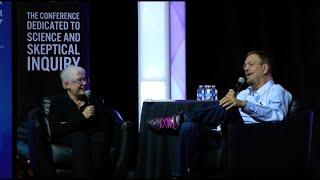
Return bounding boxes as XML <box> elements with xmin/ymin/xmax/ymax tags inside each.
<box><xmin>27</xmin><ymin>96</ymin><xmax>134</xmax><ymax>177</ymax></box>
<box><xmin>223</xmin><ymin>99</ymin><xmax>314</xmax><ymax>178</ymax></box>
<box><xmin>195</xmin><ymin>99</ymin><xmax>314</xmax><ymax>178</ymax></box>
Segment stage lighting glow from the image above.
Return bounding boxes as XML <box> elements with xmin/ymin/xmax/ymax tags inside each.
<box><xmin>138</xmin><ymin>2</ymin><xmax>170</xmax><ymax>130</ymax></box>
<box><xmin>170</xmin><ymin>1</ymin><xmax>186</xmax><ymax>100</ymax></box>
<box><xmin>138</xmin><ymin>1</ymin><xmax>186</xmax><ymax>130</ymax></box>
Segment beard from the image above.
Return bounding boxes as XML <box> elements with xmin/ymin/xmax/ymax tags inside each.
<box><xmin>246</xmin><ymin>77</ymin><xmax>254</xmax><ymax>86</ymax></box>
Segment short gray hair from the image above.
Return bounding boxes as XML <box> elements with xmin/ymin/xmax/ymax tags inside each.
<box><xmin>60</xmin><ymin>65</ymin><xmax>86</xmax><ymax>89</ymax></box>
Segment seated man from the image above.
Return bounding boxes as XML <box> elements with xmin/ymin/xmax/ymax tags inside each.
<box><xmin>148</xmin><ymin>50</ymin><xmax>292</xmax><ymax>177</ymax></box>
<box><xmin>48</xmin><ymin>65</ymin><xmax>111</xmax><ymax>178</ymax></box>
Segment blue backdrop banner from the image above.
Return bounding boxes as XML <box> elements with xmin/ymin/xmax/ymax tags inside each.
<box><xmin>0</xmin><ymin>0</ymin><xmax>13</xmax><ymax>178</ymax></box>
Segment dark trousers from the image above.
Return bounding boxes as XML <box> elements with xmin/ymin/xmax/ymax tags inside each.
<box><xmin>173</xmin><ymin>101</ymin><xmax>243</xmax><ymax>177</ymax></box>
<box><xmin>57</xmin><ymin>131</ymin><xmax>109</xmax><ymax>178</ymax></box>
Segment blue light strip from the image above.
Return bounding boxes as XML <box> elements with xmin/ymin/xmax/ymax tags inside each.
<box><xmin>0</xmin><ymin>0</ymin><xmax>12</xmax><ymax>178</ymax></box>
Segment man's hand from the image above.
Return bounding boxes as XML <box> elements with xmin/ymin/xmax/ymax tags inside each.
<box><xmin>219</xmin><ymin>89</ymin><xmax>246</xmax><ymax>110</ymax></box>
<box><xmin>82</xmin><ymin>105</ymin><xmax>95</xmax><ymax>119</ymax></box>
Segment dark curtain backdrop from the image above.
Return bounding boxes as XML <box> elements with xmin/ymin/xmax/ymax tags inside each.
<box><xmin>186</xmin><ymin>1</ymin><xmax>319</xmax><ymax>112</ymax></box>
<box><xmin>90</xmin><ymin>2</ymin><xmax>138</xmax><ymax>168</ymax></box>
<box><xmin>185</xmin><ymin>2</ymin><xmax>320</xmax><ymax>175</ymax></box>
<box><xmin>90</xmin><ymin>1</ymin><xmax>138</xmax><ymax>124</ymax></box>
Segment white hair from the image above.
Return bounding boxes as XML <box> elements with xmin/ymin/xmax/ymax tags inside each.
<box><xmin>60</xmin><ymin>65</ymin><xmax>86</xmax><ymax>89</ymax></box>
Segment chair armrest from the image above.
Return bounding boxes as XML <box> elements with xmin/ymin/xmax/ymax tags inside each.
<box><xmin>51</xmin><ymin>144</ymin><xmax>72</xmax><ymax>168</ymax></box>
<box><xmin>110</xmin><ymin>109</ymin><xmax>125</xmax><ymax>125</ymax></box>
<box><xmin>222</xmin><ymin>109</ymin><xmax>314</xmax><ymax>177</ymax></box>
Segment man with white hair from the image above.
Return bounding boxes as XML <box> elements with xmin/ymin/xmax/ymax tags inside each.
<box><xmin>48</xmin><ymin>65</ymin><xmax>111</xmax><ymax>178</ymax></box>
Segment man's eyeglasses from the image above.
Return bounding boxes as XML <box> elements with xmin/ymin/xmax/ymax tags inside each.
<box><xmin>70</xmin><ymin>78</ymin><xmax>88</xmax><ymax>85</ymax></box>
<box><xmin>243</xmin><ymin>62</ymin><xmax>262</xmax><ymax>69</ymax></box>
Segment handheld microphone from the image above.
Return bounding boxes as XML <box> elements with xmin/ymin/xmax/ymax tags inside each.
<box><xmin>233</xmin><ymin>77</ymin><xmax>246</xmax><ymax>95</ymax></box>
<box><xmin>85</xmin><ymin>90</ymin><xmax>91</xmax><ymax>105</ymax></box>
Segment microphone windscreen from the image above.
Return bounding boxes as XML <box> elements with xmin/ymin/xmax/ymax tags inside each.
<box><xmin>238</xmin><ymin>77</ymin><xmax>245</xmax><ymax>85</ymax></box>
<box><xmin>234</xmin><ymin>77</ymin><xmax>246</xmax><ymax>94</ymax></box>
<box><xmin>85</xmin><ymin>90</ymin><xmax>91</xmax><ymax>99</ymax></box>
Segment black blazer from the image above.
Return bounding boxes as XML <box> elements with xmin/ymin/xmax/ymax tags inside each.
<box><xmin>48</xmin><ymin>91</ymin><xmax>111</xmax><ymax>140</ymax></box>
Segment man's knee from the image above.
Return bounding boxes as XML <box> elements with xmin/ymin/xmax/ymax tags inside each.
<box><xmin>180</xmin><ymin>122</ymin><xmax>200</xmax><ymax>135</ymax></box>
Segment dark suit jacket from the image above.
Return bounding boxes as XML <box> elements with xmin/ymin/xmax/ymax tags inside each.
<box><xmin>48</xmin><ymin>91</ymin><xmax>111</xmax><ymax>141</ymax></box>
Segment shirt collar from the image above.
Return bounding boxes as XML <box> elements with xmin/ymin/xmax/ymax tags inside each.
<box><xmin>248</xmin><ymin>79</ymin><xmax>274</xmax><ymax>96</ymax></box>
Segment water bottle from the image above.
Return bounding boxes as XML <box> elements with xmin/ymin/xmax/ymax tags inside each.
<box><xmin>211</xmin><ymin>85</ymin><xmax>219</xmax><ymax>101</ymax></box>
<box><xmin>196</xmin><ymin>85</ymin><xmax>205</xmax><ymax>100</ymax></box>
<box><xmin>214</xmin><ymin>86</ymin><xmax>219</xmax><ymax>101</ymax></box>
<box><xmin>204</xmin><ymin>85</ymin><xmax>213</xmax><ymax>100</ymax></box>
<box><xmin>211</xmin><ymin>85</ymin><xmax>216</xmax><ymax>101</ymax></box>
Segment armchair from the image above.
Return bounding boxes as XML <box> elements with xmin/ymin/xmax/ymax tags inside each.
<box><xmin>195</xmin><ymin>99</ymin><xmax>314</xmax><ymax>178</ymax></box>
<box><xmin>224</xmin><ymin>99</ymin><xmax>314</xmax><ymax>177</ymax></box>
<box><xmin>27</xmin><ymin>96</ymin><xmax>134</xmax><ymax>177</ymax></box>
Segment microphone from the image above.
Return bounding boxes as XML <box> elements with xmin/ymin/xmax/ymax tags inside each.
<box><xmin>85</xmin><ymin>90</ymin><xmax>91</xmax><ymax>105</ymax></box>
<box><xmin>233</xmin><ymin>77</ymin><xmax>245</xmax><ymax>95</ymax></box>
